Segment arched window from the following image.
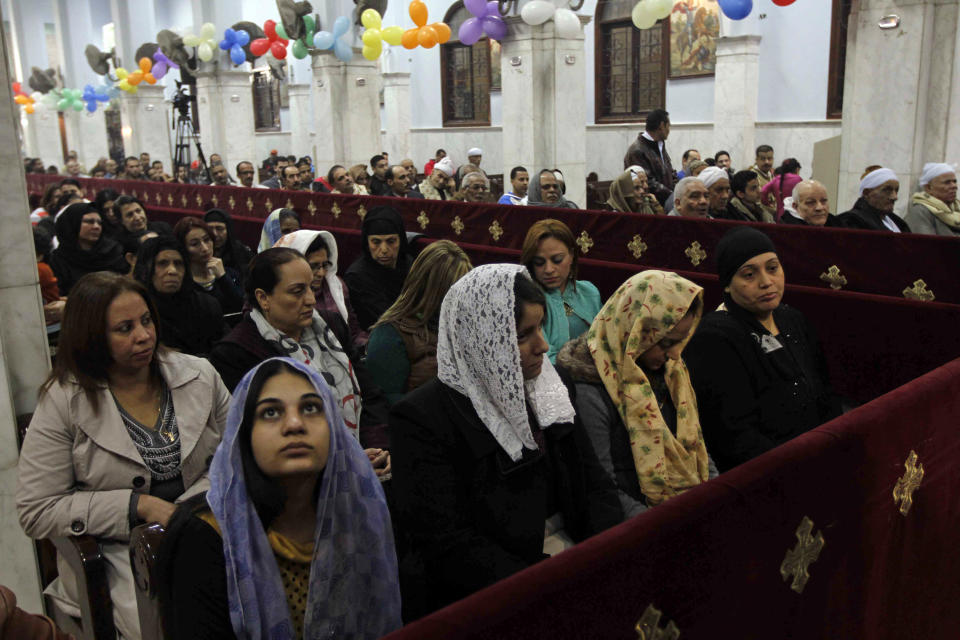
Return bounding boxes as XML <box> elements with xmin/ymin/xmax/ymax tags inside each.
<box><xmin>440</xmin><ymin>1</ymin><xmax>497</xmax><ymax>127</ymax></box>
<box><xmin>594</xmin><ymin>0</ymin><xmax>667</xmax><ymax>123</ymax></box>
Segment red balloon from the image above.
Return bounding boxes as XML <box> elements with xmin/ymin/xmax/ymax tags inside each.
<box><xmin>270</xmin><ymin>41</ymin><xmax>287</xmax><ymax>59</ymax></box>
<box><xmin>264</xmin><ymin>19</ymin><xmax>278</xmax><ymax>39</ymax></box>
<box><xmin>772</xmin><ymin>0</ymin><xmax>795</xmax><ymax>4</ymax></box>
<box><xmin>250</xmin><ymin>38</ymin><xmax>270</xmax><ymax>57</ymax></box>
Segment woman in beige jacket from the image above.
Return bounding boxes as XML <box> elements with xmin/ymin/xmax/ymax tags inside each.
<box><xmin>16</xmin><ymin>272</ymin><xmax>230</xmax><ymax>640</ymax></box>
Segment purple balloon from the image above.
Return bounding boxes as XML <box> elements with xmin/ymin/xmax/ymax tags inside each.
<box><xmin>464</xmin><ymin>0</ymin><xmax>487</xmax><ymax>17</ymax></box>
<box><xmin>484</xmin><ymin>1</ymin><xmax>499</xmax><ymax>17</ymax></box>
<box><xmin>482</xmin><ymin>15</ymin><xmax>507</xmax><ymax>41</ymax></box>
<box><xmin>458</xmin><ymin>16</ymin><xmax>484</xmax><ymax>45</ymax></box>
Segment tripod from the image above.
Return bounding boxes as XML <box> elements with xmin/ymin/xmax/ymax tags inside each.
<box><xmin>171</xmin><ymin>85</ymin><xmax>211</xmax><ymax>184</ymax></box>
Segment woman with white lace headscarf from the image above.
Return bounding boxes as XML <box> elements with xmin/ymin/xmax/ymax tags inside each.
<box><xmin>389</xmin><ymin>264</ymin><xmax>622</xmax><ymax>620</ymax></box>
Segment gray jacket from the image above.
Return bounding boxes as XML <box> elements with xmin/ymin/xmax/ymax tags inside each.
<box><xmin>904</xmin><ymin>201</ymin><xmax>960</xmax><ymax>237</ymax></box>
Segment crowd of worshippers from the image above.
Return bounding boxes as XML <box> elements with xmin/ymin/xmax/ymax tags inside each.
<box><xmin>17</xmin><ymin>171</ymin><xmax>865</xmax><ymax>637</ymax></box>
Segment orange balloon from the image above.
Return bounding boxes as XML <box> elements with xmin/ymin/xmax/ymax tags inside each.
<box><xmin>431</xmin><ymin>22</ymin><xmax>451</xmax><ymax>44</ymax></box>
<box><xmin>139</xmin><ymin>57</ymin><xmax>152</xmax><ymax>73</ymax></box>
<box><xmin>418</xmin><ymin>25</ymin><xmax>438</xmax><ymax>48</ymax></box>
<box><xmin>145</xmin><ymin>73</ymin><xmax>157</xmax><ymax>85</ymax></box>
<box><xmin>14</xmin><ymin>94</ymin><xmax>28</xmax><ymax>105</ymax></box>
<box><xmin>401</xmin><ymin>28</ymin><xmax>420</xmax><ymax>50</ymax></box>
<box><xmin>409</xmin><ymin>0</ymin><xmax>428</xmax><ymax>27</ymax></box>
<box><xmin>129</xmin><ymin>71</ymin><xmax>143</xmax><ymax>85</ymax></box>
<box><xmin>25</xmin><ymin>104</ymin><xmax>35</xmax><ymax>114</ymax></box>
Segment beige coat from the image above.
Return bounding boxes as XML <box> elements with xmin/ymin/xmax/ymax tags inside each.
<box><xmin>16</xmin><ymin>351</ymin><xmax>230</xmax><ymax>639</ymax></box>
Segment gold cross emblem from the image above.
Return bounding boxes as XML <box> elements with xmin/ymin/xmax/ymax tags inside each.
<box><xmin>780</xmin><ymin>516</ymin><xmax>824</xmax><ymax>594</ymax></box>
<box><xmin>684</xmin><ymin>241</ymin><xmax>706</xmax><ymax>267</ymax></box>
<box><xmin>181</xmin><ymin>194</ymin><xmax>187</xmax><ymax>207</ymax></box>
<box><xmin>154</xmin><ymin>192</ymin><xmax>161</xmax><ymax>205</ymax></box>
<box><xmin>131</xmin><ymin>190</ymin><xmax>138</xmax><ymax>199</ymax></box>
<box><xmin>211</xmin><ymin>194</ymin><xmax>219</xmax><ymax>207</ymax></box>
<box><xmin>246</xmin><ymin>197</ymin><xmax>254</xmax><ymax>212</ymax></box>
<box><xmin>451</xmin><ymin>216</ymin><xmax>464</xmax><ymax>236</ymax></box>
<box><xmin>167</xmin><ymin>194</ymin><xmax>174</xmax><ymax>206</ymax></box>
<box><xmin>819</xmin><ymin>265</ymin><xmax>847</xmax><ymax>290</ymax></box>
<box><xmin>576</xmin><ymin>231</ymin><xmax>594</xmax><ymax>254</ymax></box>
<box><xmin>893</xmin><ymin>450</ymin><xmax>924</xmax><ymax>516</ymax></box>
<box><xmin>195</xmin><ymin>194</ymin><xmax>202</xmax><ymax>208</ymax></box>
<box><xmin>902</xmin><ymin>279</ymin><xmax>935</xmax><ymax>302</ymax></box>
<box><xmin>357</xmin><ymin>205</ymin><xmax>367</xmax><ymax>221</ymax></box>
<box><xmin>308</xmin><ymin>201</ymin><xmax>317</xmax><ymax>216</ymax></box>
<box><xmin>265</xmin><ymin>198</ymin><xmax>273</xmax><ymax>213</ymax></box>
<box><xmin>228</xmin><ymin>195</ymin><xmax>235</xmax><ymax>210</ymax></box>
<box><xmin>634</xmin><ymin>604</ymin><xmax>680</xmax><ymax>640</ymax></box>
<box><xmin>417</xmin><ymin>210</ymin><xmax>430</xmax><ymax>230</ymax></box>
<box><xmin>628</xmin><ymin>234</ymin><xmax>648</xmax><ymax>260</ymax></box>
<box><xmin>489</xmin><ymin>220</ymin><xmax>504</xmax><ymax>242</ymax></box>
<box><xmin>331</xmin><ymin>203</ymin><xmax>341</xmax><ymax>220</ymax></box>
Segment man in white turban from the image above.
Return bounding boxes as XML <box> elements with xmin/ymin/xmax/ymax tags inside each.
<box><xmin>467</xmin><ymin>147</ymin><xmax>483</xmax><ymax>167</ymax></box>
<box><xmin>697</xmin><ymin>166</ymin><xmax>732</xmax><ymax>218</ymax></box>
<box><xmin>904</xmin><ymin>163</ymin><xmax>960</xmax><ymax>236</ymax></box>
<box><xmin>837</xmin><ymin>168</ymin><xmax>910</xmax><ymax>232</ymax></box>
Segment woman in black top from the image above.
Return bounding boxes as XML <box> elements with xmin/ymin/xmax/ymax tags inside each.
<box><xmin>48</xmin><ymin>202</ymin><xmax>129</xmax><ymax>295</ymax></box>
<box><xmin>684</xmin><ymin>227</ymin><xmax>840</xmax><ymax>472</ymax></box>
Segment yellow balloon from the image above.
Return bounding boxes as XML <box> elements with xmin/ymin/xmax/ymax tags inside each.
<box><xmin>362</xmin><ymin>43</ymin><xmax>382</xmax><ymax>61</ymax></box>
<box><xmin>382</xmin><ymin>25</ymin><xmax>404</xmax><ymax>46</ymax></box>
<box><xmin>361</xmin><ymin>8</ymin><xmax>382</xmax><ymax>30</ymax></box>
<box><xmin>116</xmin><ymin>67</ymin><xmax>129</xmax><ymax>80</ymax></box>
<box><xmin>362</xmin><ymin>28</ymin><xmax>382</xmax><ymax>47</ymax></box>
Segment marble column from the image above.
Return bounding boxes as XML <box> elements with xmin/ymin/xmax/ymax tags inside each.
<box><xmin>287</xmin><ymin>83</ymin><xmax>314</xmax><ymax>161</ymax></box>
<box><xmin>838</xmin><ymin>0</ymin><xmax>960</xmax><ymax>214</ymax></box>
<box><xmin>195</xmin><ymin>68</ymin><xmax>257</xmax><ymax>170</ymax></box>
<box><xmin>0</xmin><ymin>23</ymin><xmax>53</xmax><ymax>615</ymax></box>
<box><xmin>381</xmin><ymin>72</ymin><xmax>411</xmax><ymax>159</ymax></box>
<box><xmin>119</xmin><ymin>85</ymin><xmax>172</xmax><ymax>167</ymax></box>
<box><xmin>22</xmin><ymin>110</ymin><xmax>64</xmax><ymax>168</ymax></box>
<box><xmin>310</xmin><ymin>51</ymin><xmax>383</xmax><ymax>170</ymax></box>
<box><xmin>62</xmin><ymin>110</ymin><xmax>110</xmax><ymax>172</ymax></box>
<box><xmin>712</xmin><ymin>34</ymin><xmax>761</xmax><ymax>172</ymax></box>
<box><xmin>499</xmin><ymin>15</ymin><xmax>590</xmax><ymax>207</ymax></box>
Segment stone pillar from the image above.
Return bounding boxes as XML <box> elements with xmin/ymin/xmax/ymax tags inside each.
<box><xmin>287</xmin><ymin>83</ymin><xmax>314</xmax><ymax>161</ymax></box>
<box><xmin>499</xmin><ymin>16</ymin><xmax>589</xmax><ymax>207</ymax></box>
<box><xmin>310</xmin><ymin>52</ymin><xmax>383</xmax><ymax>170</ymax></box>
<box><xmin>838</xmin><ymin>0</ymin><xmax>960</xmax><ymax>214</ymax></box>
<box><xmin>0</xmin><ymin>21</ymin><xmax>53</xmax><ymax>615</ymax></box>
<box><xmin>62</xmin><ymin>111</ymin><xmax>110</xmax><ymax>172</ymax></box>
<box><xmin>711</xmin><ymin>34</ymin><xmax>760</xmax><ymax>172</ymax></box>
<box><xmin>22</xmin><ymin>110</ymin><xmax>64</xmax><ymax>168</ymax></box>
<box><xmin>381</xmin><ymin>72</ymin><xmax>411</xmax><ymax>160</ymax></box>
<box><xmin>195</xmin><ymin>68</ymin><xmax>257</xmax><ymax>170</ymax></box>
<box><xmin>120</xmin><ymin>85</ymin><xmax>172</xmax><ymax>167</ymax></box>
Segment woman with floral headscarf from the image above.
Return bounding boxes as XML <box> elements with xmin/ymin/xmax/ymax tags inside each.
<box><xmin>390</xmin><ymin>264</ymin><xmax>621</xmax><ymax>619</ymax></box>
<box><xmin>158</xmin><ymin>357</ymin><xmax>401</xmax><ymax>639</ymax></box>
<box><xmin>557</xmin><ymin>271</ymin><xmax>716</xmax><ymax>518</ymax></box>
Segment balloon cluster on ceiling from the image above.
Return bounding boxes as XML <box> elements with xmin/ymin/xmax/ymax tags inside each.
<box><xmin>632</xmin><ymin>0</ymin><xmax>796</xmax><ymax>28</ymax></box>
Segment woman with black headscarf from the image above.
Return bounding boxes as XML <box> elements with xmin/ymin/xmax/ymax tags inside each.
<box><xmin>132</xmin><ymin>236</ymin><xmax>226</xmax><ymax>357</ymax></box>
<box><xmin>523</xmin><ymin>169</ymin><xmax>578</xmax><ymax>208</ymax></box>
<box><xmin>683</xmin><ymin>227</ymin><xmax>840</xmax><ymax>472</ymax></box>
<box><xmin>343</xmin><ymin>206</ymin><xmax>414</xmax><ymax>331</ymax></box>
<box><xmin>204</xmin><ymin>208</ymin><xmax>254</xmax><ymax>278</ymax></box>
<box><xmin>48</xmin><ymin>202</ymin><xmax>129</xmax><ymax>295</ymax></box>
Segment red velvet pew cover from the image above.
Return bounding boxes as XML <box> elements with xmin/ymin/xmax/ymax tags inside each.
<box><xmin>382</xmin><ymin>357</ymin><xmax>960</xmax><ymax>640</ymax></box>
<box><xmin>28</xmin><ymin>175</ymin><xmax>960</xmax><ymax>304</ymax></box>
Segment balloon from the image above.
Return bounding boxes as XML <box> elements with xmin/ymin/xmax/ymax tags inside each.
<box><xmin>409</xmin><ymin>0</ymin><xmax>428</xmax><ymax>27</ymax></box>
<box><xmin>647</xmin><ymin>0</ymin><xmax>673</xmax><ymax>19</ymax></box>
<box><xmin>432</xmin><ymin>22</ymin><xmax>451</xmax><ymax>43</ymax></box>
<box><xmin>362</xmin><ymin>28</ymin><xmax>381</xmax><ymax>47</ymax></box>
<box><xmin>632</xmin><ymin>1</ymin><xmax>657</xmax><ymax>29</ymax></box>
<box><xmin>362</xmin><ymin>8</ymin><xmax>382</xmax><ymax>30</ymax></box>
<box><xmin>772</xmin><ymin>0</ymin><xmax>796</xmax><ymax>4</ymax></box>
<box><xmin>554</xmin><ymin>8</ymin><xmax>581</xmax><ymax>38</ymax></box>
<box><xmin>275</xmin><ymin>23</ymin><xmax>289</xmax><ymax>40</ymax></box>
<box><xmin>251</xmin><ymin>19</ymin><xmax>289</xmax><ymax>59</ymax></box>
<box><xmin>482</xmin><ymin>15</ymin><xmax>507</xmax><ymax>41</ymax></box>
<box><xmin>200</xmin><ymin>22</ymin><xmax>216</xmax><ymax>39</ymax></box>
<box><xmin>152</xmin><ymin>50</ymin><xmax>178</xmax><ymax>79</ymax></box>
<box><xmin>233</xmin><ymin>43</ymin><xmax>251</xmax><ymax>63</ymax></box>
<box><xmin>333</xmin><ymin>15</ymin><xmax>351</xmax><ymax>37</ymax></box>
<box><xmin>401</xmin><ymin>28</ymin><xmax>419</xmax><ymax>49</ymax></box>
<box><xmin>382</xmin><ymin>25</ymin><xmax>404</xmax><ymax>46</ymax></box>
<box><xmin>222</xmin><ymin>28</ymin><xmax>251</xmax><ymax>64</ymax></box>
<box><xmin>464</xmin><ymin>0</ymin><xmax>487</xmax><ymax>16</ymax></box>
<box><xmin>11</xmin><ymin>82</ymin><xmax>21</xmax><ymax>95</ymax></box>
<box><xmin>362</xmin><ymin>41</ymin><xmax>382</xmax><ymax>61</ymax></box>
<box><xmin>521</xmin><ymin>0</ymin><xmax>554</xmax><ymax>26</ymax></box>
<box><xmin>25</xmin><ymin>104</ymin><xmax>34</xmax><ymax>114</ymax></box>
<box><xmin>333</xmin><ymin>38</ymin><xmax>353</xmax><ymax>62</ymax></box>
<box><xmin>418</xmin><ymin>25</ymin><xmax>438</xmax><ymax>48</ymax></box>
<box><xmin>14</xmin><ymin>94</ymin><xmax>28</xmax><ymax>105</ymax></box>
<box><xmin>313</xmin><ymin>31</ymin><xmax>335</xmax><ymax>49</ymax></box>
<box><xmin>314</xmin><ymin>15</ymin><xmax>353</xmax><ymax>62</ymax></box>
<box><xmin>198</xmin><ymin>41</ymin><xmax>214</xmax><ymax>61</ymax></box>
<box><xmin>291</xmin><ymin>39</ymin><xmax>308</xmax><ymax>59</ymax></box>
<box><xmin>270</xmin><ymin>41</ymin><xmax>287</xmax><ymax>59</ymax></box>
<box><xmin>718</xmin><ymin>0</ymin><xmax>753</xmax><ymax>20</ymax></box>
<box><xmin>185</xmin><ymin>22</ymin><xmax>218</xmax><ymax>59</ymax></box>
<box><xmin>250</xmin><ymin>38</ymin><xmax>270</xmax><ymax>57</ymax></box>
<box><xmin>458</xmin><ymin>17</ymin><xmax>483</xmax><ymax>45</ymax></box>
<box><xmin>236</xmin><ymin>29</ymin><xmax>250</xmax><ymax>46</ymax></box>
<box><xmin>302</xmin><ymin>15</ymin><xmax>315</xmax><ymax>36</ymax></box>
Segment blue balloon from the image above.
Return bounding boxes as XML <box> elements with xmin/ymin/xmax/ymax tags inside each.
<box><xmin>718</xmin><ymin>0</ymin><xmax>753</xmax><ymax>20</ymax></box>
<box><xmin>314</xmin><ymin>31</ymin><xmax>335</xmax><ymax>49</ymax></box>
<box><xmin>333</xmin><ymin>15</ymin><xmax>350</xmax><ymax>38</ymax></box>
<box><xmin>86</xmin><ymin>102</ymin><xmax>97</xmax><ymax>113</ymax></box>
<box><xmin>230</xmin><ymin>45</ymin><xmax>246</xmax><ymax>65</ymax></box>
<box><xmin>235</xmin><ymin>29</ymin><xmax>250</xmax><ymax>46</ymax></box>
<box><xmin>333</xmin><ymin>38</ymin><xmax>352</xmax><ymax>62</ymax></box>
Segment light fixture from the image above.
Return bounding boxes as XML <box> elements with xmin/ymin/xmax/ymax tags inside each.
<box><xmin>230</xmin><ymin>94</ymin><xmax>240</xmax><ymax>102</ymax></box>
<box><xmin>879</xmin><ymin>14</ymin><xmax>900</xmax><ymax>29</ymax></box>
<box><xmin>356</xmin><ymin>77</ymin><xmax>366</xmax><ymax>86</ymax></box>
<box><xmin>510</xmin><ymin>56</ymin><xmax>522</xmax><ymax>66</ymax></box>
<box><xmin>121</xmin><ymin>125</ymin><xmax>132</xmax><ymax>137</ymax></box>
<box><xmin>564</xmin><ymin>55</ymin><xmax>576</xmax><ymax>65</ymax></box>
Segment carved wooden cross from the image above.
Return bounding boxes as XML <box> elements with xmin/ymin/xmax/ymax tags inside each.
<box><xmin>780</xmin><ymin>516</ymin><xmax>825</xmax><ymax>594</ymax></box>
<box><xmin>628</xmin><ymin>234</ymin><xmax>648</xmax><ymax>259</ymax></box>
<box><xmin>893</xmin><ymin>450</ymin><xmax>924</xmax><ymax>516</ymax></box>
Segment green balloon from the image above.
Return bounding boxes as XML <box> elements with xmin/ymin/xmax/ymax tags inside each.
<box><xmin>292</xmin><ymin>39</ymin><xmax>308</xmax><ymax>59</ymax></box>
<box><xmin>303</xmin><ymin>15</ymin><xmax>315</xmax><ymax>36</ymax></box>
<box><xmin>275</xmin><ymin>22</ymin><xmax>288</xmax><ymax>40</ymax></box>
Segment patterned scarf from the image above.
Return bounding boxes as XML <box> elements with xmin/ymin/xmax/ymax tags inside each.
<box><xmin>587</xmin><ymin>271</ymin><xmax>709</xmax><ymax>505</ymax></box>
<box><xmin>911</xmin><ymin>191</ymin><xmax>960</xmax><ymax>231</ymax></box>
<box><xmin>250</xmin><ymin>308</ymin><xmax>362</xmax><ymax>437</ymax></box>
<box><xmin>207</xmin><ymin>358</ymin><xmax>401</xmax><ymax>639</ymax></box>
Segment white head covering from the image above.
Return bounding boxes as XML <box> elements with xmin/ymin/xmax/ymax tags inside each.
<box><xmin>919</xmin><ymin>162</ymin><xmax>955</xmax><ymax>187</ymax></box>
<box><xmin>467</xmin><ymin>147</ymin><xmax>483</xmax><ymax>157</ymax></box>
<box><xmin>273</xmin><ymin>229</ymin><xmax>349</xmax><ymax>327</ymax></box>
<box><xmin>433</xmin><ymin>156</ymin><xmax>455</xmax><ymax>177</ymax></box>
<box><xmin>698</xmin><ymin>166</ymin><xmax>729</xmax><ymax>188</ymax></box>
<box><xmin>858</xmin><ymin>168</ymin><xmax>898</xmax><ymax>196</ymax></box>
<box><xmin>627</xmin><ymin>164</ymin><xmax>646</xmax><ymax>179</ymax></box>
<box><xmin>437</xmin><ymin>264</ymin><xmax>576</xmax><ymax>462</ymax></box>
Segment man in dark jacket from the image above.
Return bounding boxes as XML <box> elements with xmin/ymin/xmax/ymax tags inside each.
<box><xmin>837</xmin><ymin>167</ymin><xmax>910</xmax><ymax>232</ymax></box>
<box><xmin>623</xmin><ymin>108</ymin><xmax>675</xmax><ymax>205</ymax></box>
<box><xmin>386</xmin><ymin>165</ymin><xmax>425</xmax><ymax>199</ymax></box>
<box><xmin>368</xmin><ymin>154</ymin><xmax>392</xmax><ymax>196</ymax></box>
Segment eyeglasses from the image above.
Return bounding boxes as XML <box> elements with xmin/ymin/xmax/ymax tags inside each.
<box><xmin>467</xmin><ymin>184</ymin><xmax>488</xmax><ymax>191</ymax></box>
<box><xmin>310</xmin><ymin>261</ymin><xmax>333</xmax><ymax>272</ymax></box>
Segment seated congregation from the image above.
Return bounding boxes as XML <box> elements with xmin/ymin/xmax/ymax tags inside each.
<box><xmin>17</xmin><ymin>179</ymin><xmax>856</xmax><ymax>637</ymax></box>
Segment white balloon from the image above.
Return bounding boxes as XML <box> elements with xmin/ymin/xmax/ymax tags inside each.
<box><xmin>631</xmin><ymin>1</ymin><xmax>657</xmax><ymax>30</ymax></box>
<box><xmin>521</xmin><ymin>0</ymin><xmax>555</xmax><ymax>26</ymax></box>
<box><xmin>650</xmin><ymin>0</ymin><xmax>673</xmax><ymax>19</ymax></box>
<box><xmin>554</xmin><ymin>8</ymin><xmax>582</xmax><ymax>39</ymax></box>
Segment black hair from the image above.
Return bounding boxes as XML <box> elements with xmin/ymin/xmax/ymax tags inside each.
<box><xmin>286</xmin><ymin>155</ymin><xmax>297</xmax><ymax>163</ymax></box>
<box><xmin>435</xmin><ymin>148</ymin><xmax>446</xmax><ymax>156</ymax></box>
<box><xmin>120</xmin><ymin>233</ymin><xmax>144</xmax><ymax>257</ymax></box>
<box><xmin>645</xmin><ymin>108</ymin><xmax>670</xmax><ymax>132</ymax></box>
<box><xmin>777</xmin><ymin>158</ymin><xmax>802</xmax><ymax>193</ymax></box>
<box><xmin>245</xmin><ymin>247</ymin><xmax>304</xmax><ymax>311</ymax></box>
<box><xmin>33</xmin><ymin>226</ymin><xmax>52</xmax><ymax>259</ymax></box>
<box><xmin>370</xmin><ymin>154</ymin><xmax>386</xmax><ymax>168</ymax></box>
<box><xmin>326</xmin><ymin>165</ymin><xmax>345</xmax><ymax>185</ymax></box>
<box><xmin>58</xmin><ymin>178</ymin><xmax>82</xmax><ymax>190</ymax></box>
<box><xmin>278</xmin><ymin>208</ymin><xmax>300</xmax><ymax>227</ymax></box>
<box><xmin>731</xmin><ymin>170</ymin><xmax>759</xmax><ymax>196</ymax></box>
<box><xmin>514</xmin><ymin>273</ymin><xmax>546</xmax><ymax>326</ymax></box>
<box><xmin>510</xmin><ymin>166</ymin><xmax>528</xmax><ymax>180</ymax></box>
<box><xmin>132</xmin><ymin>235</ymin><xmax>191</xmax><ymax>294</ymax></box>
<box><xmin>55</xmin><ymin>192</ymin><xmax>82</xmax><ymax>211</ymax></box>
<box><xmin>124</xmin><ymin>156</ymin><xmax>139</xmax><ymax>165</ymax></box>
<box><xmin>306</xmin><ymin>234</ymin><xmax>329</xmax><ymax>256</ymax></box>
<box><xmin>93</xmin><ymin>189</ymin><xmax>120</xmax><ymax>213</ymax></box>
<box><xmin>236</xmin><ymin>160</ymin><xmax>253</xmax><ymax>173</ymax></box>
<box><xmin>704</xmin><ymin>157</ymin><xmax>716</xmax><ymax>166</ymax></box>
<box><xmin>682</xmin><ymin>149</ymin><xmax>699</xmax><ymax>162</ymax></box>
<box><xmin>756</xmin><ymin>145</ymin><xmax>773</xmax><ymax>155</ymax></box>
<box><xmin>114</xmin><ymin>194</ymin><xmax>142</xmax><ymax>210</ymax></box>
<box><xmin>715</xmin><ymin>150</ymin><xmax>730</xmax><ymax>162</ymax></box>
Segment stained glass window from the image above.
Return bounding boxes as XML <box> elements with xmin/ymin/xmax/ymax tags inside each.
<box><xmin>441</xmin><ymin>1</ymin><xmax>492</xmax><ymax>126</ymax></box>
<box><xmin>252</xmin><ymin>69</ymin><xmax>281</xmax><ymax>132</ymax></box>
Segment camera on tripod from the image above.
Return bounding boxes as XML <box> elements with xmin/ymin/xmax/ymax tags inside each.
<box><xmin>170</xmin><ymin>82</ymin><xmax>192</xmax><ymax>119</ymax></box>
